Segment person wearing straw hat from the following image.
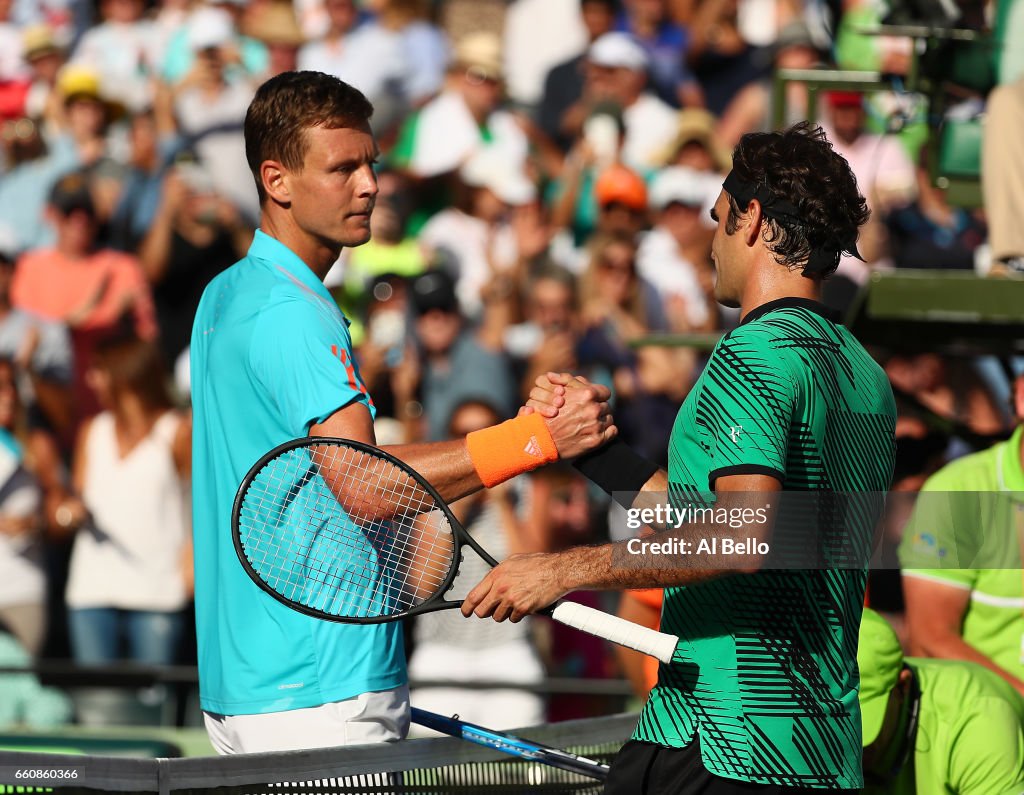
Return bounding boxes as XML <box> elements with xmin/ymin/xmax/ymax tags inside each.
<box><xmin>858</xmin><ymin>608</ymin><xmax>1024</xmax><ymax>794</ymax></box>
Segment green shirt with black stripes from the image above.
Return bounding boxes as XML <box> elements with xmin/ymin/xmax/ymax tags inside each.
<box><xmin>636</xmin><ymin>298</ymin><xmax>897</xmax><ymax>789</ymax></box>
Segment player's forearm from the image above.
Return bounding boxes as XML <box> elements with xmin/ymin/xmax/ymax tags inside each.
<box><xmin>385</xmin><ymin>440</ymin><xmax>483</xmax><ymax>504</ymax></box>
<box><xmin>553</xmin><ymin>540</ymin><xmax>730</xmax><ymax>593</ymax></box>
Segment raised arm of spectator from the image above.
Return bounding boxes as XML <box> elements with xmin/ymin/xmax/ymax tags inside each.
<box><xmin>139</xmin><ymin>169</ymin><xmax>185</xmax><ymax>284</ymax></box>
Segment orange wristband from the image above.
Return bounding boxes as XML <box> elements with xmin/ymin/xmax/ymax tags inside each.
<box><xmin>466</xmin><ymin>413</ymin><xmax>560</xmax><ymax>487</ymax></box>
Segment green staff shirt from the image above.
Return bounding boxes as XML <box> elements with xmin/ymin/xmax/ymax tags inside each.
<box><xmin>637</xmin><ymin>298</ymin><xmax>897</xmax><ymax>789</ymax></box>
<box><xmin>899</xmin><ymin>425</ymin><xmax>1024</xmax><ymax>683</ymax></box>
<box><xmin>863</xmin><ymin>658</ymin><xmax>1024</xmax><ymax>795</ymax></box>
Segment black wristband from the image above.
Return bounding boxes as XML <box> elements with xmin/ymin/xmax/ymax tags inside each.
<box><xmin>573</xmin><ymin>439</ymin><xmax>660</xmax><ymax>506</ymax></box>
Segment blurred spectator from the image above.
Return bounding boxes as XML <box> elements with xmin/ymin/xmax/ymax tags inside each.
<box><xmin>247</xmin><ymin>1</ymin><xmax>306</xmax><ymax>81</ymax></box>
<box><xmin>150</xmin><ymin>0</ymin><xmax>191</xmax><ymax>71</ymax></box>
<box><xmin>820</xmin><ymin>90</ymin><xmax>915</xmax><ymax>284</ymax></box>
<box><xmin>160</xmin><ymin>1</ymin><xmax>267</xmax><ymax>85</ymax></box>
<box><xmin>19</xmin><ymin>24</ymin><xmax>68</xmax><ymax>131</ymax></box>
<box><xmin>139</xmin><ymin>159</ymin><xmax>252</xmax><ymax>371</ymax></box>
<box><xmin>69</xmin><ymin>0</ymin><xmax>156</xmax><ymax>112</ymax></box>
<box><xmin>899</xmin><ymin>373</ymin><xmax>1024</xmax><ymax>699</ymax></box>
<box><xmin>406</xmin><ymin>270</ymin><xmax>516</xmax><ymax>442</ymax></box>
<box><xmin>550</xmin><ymin>104</ymin><xmax>639</xmax><ymax>252</ymax></box>
<box><xmin>62</xmin><ymin>335</ymin><xmax>191</xmax><ymax>665</ymax></box>
<box><xmin>409</xmin><ymin>398</ymin><xmax>545</xmax><ymax>731</ymax></box>
<box><xmin>167</xmin><ymin>9</ymin><xmax>258</xmax><ymax>223</ymax></box>
<box><xmin>584</xmin><ymin>32</ymin><xmax>678</xmax><ymax>171</ymax></box>
<box><xmin>687</xmin><ymin>0</ymin><xmax>773</xmax><ymax>141</ymax></box>
<box><xmin>339</xmin><ymin>168</ymin><xmax>427</xmax><ymax>319</ymax></box>
<box><xmin>352</xmin><ymin>273</ymin><xmax>414</xmax><ymax>425</ymax></box>
<box><xmin>0</xmin><ymin>0</ymin><xmax>24</xmax><ymax>81</ymax></box>
<box><xmin>887</xmin><ymin>148</ymin><xmax>986</xmax><ymax>271</ymax></box>
<box><xmin>615</xmin><ymin>0</ymin><xmax>699</xmax><ymax>108</ymax></box>
<box><xmin>328</xmin><ymin>0</ymin><xmax>448</xmax><ymax>134</ymax></box>
<box><xmin>659</xmin><ymin>107</ymin><xmax>731</xmax><ymax>172</ymax></box>
<box><xmin>297</xmin><ymin>0</ymin><xmax>363</xmax><ymax>77</ymax></box>
<box><xmin>12</xmin><ymin>172</ymin><xmax>157</xmax><ymax>422</ymax></box>
<box><xmin>884</xmin><ymin>353</ymin><xmax>1007</xmax><ymax>441</ymax></box>
<box><xmin>637</xmin><ymin>166</ymin><xmax>719</xmax><ymax>332</ymax></box>
<box><xmin>0</xmin><ymin>116</ymin><xmax>79</xmax><ymax>253</ymax></box>
<box><xmin>858</xmin><ymin>608</ymin><xmax>1024</xmax><ymax>794</ymax></box>
<box><xmin>53</xmin><ymin>65</ymin><xmax>127</xmax><ymax>225</ymax></box>
<box><xmin>537</xmin><ymin>0</ymin><xmax>617</xmax><ymax>153</ymax></box>
<box><xmin>981</xmin><ymin>75</ymin><xmax>1024</xmax><ymax>275</ymax></box>
<box><xmin>0</xmin><ymin>251</ymin><xmax>73</xmax><ymax>436</ymax></box>
<box><xmin>0</xmin><ymin>624</ymin><xmax>72</xmax><ymax>727</ymax></box>
<box><xmin>502</xmin><ymin>0</ymin><xmax>587</xmax><ymax>110</ymax></box>
<box><xmin>108</xmin><ymin>108</ymin><xmax>178</xmax><ymax>253</ymax></box>
<box><xmin>418</xmin><ymin>148</ymin><xmax>538</xmax><ymax>319</ymax></box>
<box><xmin>593</xmin><ymin>163</ymin><xmax>650</xmax><ymax>240</ymax></box>
<box><xmin>577</xmin><ymin>232</ymin><xmax>693</xmax><ymax>462</ymax></box>
<box><xmin>0</xmin><ymin>358</ymin><xmax>47</xmax><ymax>656</ymax></box>
<box><xmin>395</xmin><ymin>31</ymin><xmax>529</xmax><ymax>177</ymax></box>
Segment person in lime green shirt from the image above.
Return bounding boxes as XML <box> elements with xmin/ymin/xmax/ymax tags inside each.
<box><xmin>858</xmin><ymin>608</ymin><xmax>1024</xmax><ymax>795</ymax></box>
<box><xmin>899</xmin><ymin>373</ymin><xmax>1024</xmax><ymax>699</ymax></box>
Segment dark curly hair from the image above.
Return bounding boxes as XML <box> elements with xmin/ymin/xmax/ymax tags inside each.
<box><xmin>725</xmin><ymin>122</ymin><xmax>869</xmax><ymax>278</ymax></box>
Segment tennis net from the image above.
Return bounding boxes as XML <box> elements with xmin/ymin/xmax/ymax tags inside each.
<box><xmin>0</xmin><ymin>712</ymin><xmax>636</xmax><ymax>795</ymax></box>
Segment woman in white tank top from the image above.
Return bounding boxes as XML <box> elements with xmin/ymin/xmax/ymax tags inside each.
<box><xmin>61</xmin><ymin>336</ymin><xmax>192</xmax><ymax>665</ymax></box>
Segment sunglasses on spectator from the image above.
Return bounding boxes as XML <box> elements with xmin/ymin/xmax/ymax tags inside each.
<box><xmin>464</xmin><ymin>66</ymin><xmax>501</xmax><ymax>86</ymax></box>
<box><xmin>600</xmin><ymin>201</ymin><xmax>645</xmax><ymax>216</ymax></box>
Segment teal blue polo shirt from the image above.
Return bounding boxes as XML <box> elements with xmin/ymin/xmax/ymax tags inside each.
<box><xmin>190</xmin><ymin>230</ymin><xmax>405</xmax><ymax>715</ymax></box>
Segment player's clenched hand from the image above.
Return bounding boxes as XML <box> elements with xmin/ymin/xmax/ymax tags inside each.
<box><xmin>462</xmin><ymin>552</ymin><xmax>568</xmax><ymax>623</ymax></box>
<box><xmin>539</xmin><ymin>373</ymin><xmax>616</xmax><ymax>457</ymax></box>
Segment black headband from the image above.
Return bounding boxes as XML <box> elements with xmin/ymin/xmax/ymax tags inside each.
<box><xmin>722</xmin><ymin>171</ymin><xmax>864</xmax><ymax>275</ymax></box>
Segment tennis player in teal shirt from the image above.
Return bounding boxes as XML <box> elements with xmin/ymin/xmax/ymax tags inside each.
<box><xmin>190</xmin><ymin>72</ymin><xmax>616</xmax><ymax>754</ymax></box>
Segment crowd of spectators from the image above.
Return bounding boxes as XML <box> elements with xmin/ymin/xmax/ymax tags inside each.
<box><xmin>0</xmin><ymin>0</ymin><xmax>1021</xmax><ymax>742</ymax></box>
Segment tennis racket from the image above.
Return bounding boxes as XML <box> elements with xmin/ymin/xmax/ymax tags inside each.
<box><xmin>410</xmin><ymin>707</ymin><xmax>609</xmax><ymax>781</ymax></box>
<box><xmin>232</xmin><ymin>437</ymin><xmax>678</xmax><ymax>664</ymax></box>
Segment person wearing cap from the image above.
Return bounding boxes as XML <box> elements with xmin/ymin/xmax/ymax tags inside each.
<box><xmin>160</xmin><ymin>0</ymin><xmax>268</xmax><ymax>86</ymax></box>
<box><xmin>169</xmin><ymin>8</ymin><xmax>259</xmax><ymax>223</ymax></box>
<box><xmin>404</xmin><ymin>269</ymin><xmax>516</xmax><ymax>443</ymax></box>
<box><xmin>537</xmin><ymin>0</ymin><xmax>617</xmax><ymax>153</ymax></box>
<box><xmin>583</xmin><ymin>31</ymin><xmax>678</xmax><ymax>171</ymax></box>
<box><xmin>592</xmin><ymin>163</ymin><xmax>650</xmax><ymax>241</ymax></box>
<box><xmin>19</xmin><ymin>24</ymin><xmax>67</xmax><ymax>123</ymax></box>
<box><xmin>247</xmin><ymin>2</ymin><xmax>305</xmax><ymax>80</ymax></box>
<box><xmin>858</xmin><ymin>608</ymin><xmax>1024</xmax><ymax>794</ymax></box>
<box><xmin>189</xmin><ymin>71</ymin><xmax>615</xmax><ymax>754</ymax></box>
<box><xmin>637</xmin><ymin>165</ymin><xmax>721</xmax><ymax>332</ymax></box>
<box><xmin>899</xmin><ymin>371</ymin><xmax>1024</xmax><ymax>701</ymax></box>
<box><xmin>660</xmin><ymin>108</ymin><xmax>732</xmax><ymax>174</ymax></box>
<box><xmin>820</xmin><ymin>90</ymin><xmax>914</xmax><ymax>284</ymax></box>
<box><xmin>418</xmin><ymin>146</ymin><xmax>538</xmax><ymax>319</ymax></box>
<box><xmin>464</xmin><ymin>123</ymin><xmax>897</xmax><ymax>794</ymax></box>
<box><xmin>394</xmin><ymin>31</ymin><xmax>529</xmax><ymax>178</ymax></box>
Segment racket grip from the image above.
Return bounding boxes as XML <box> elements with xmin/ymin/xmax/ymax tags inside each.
<box><xmin>550</xmin><ymin>602</ymin><xmax>678</xmax><ymax>665</ymax></box>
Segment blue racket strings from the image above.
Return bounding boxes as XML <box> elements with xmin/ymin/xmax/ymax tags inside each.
<box><xmin>237</xmin><ymin>442</ymin><xmax>457</xmax><ymax>619</ymax></box>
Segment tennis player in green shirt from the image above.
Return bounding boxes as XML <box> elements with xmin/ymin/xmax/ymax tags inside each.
<box><xmin>463</xmin><ymin>122</ymin><xmax>897</xmax><ymax>793</ymax></box>
<box><xmin>859</xmin><ymin>608</ymin><xmax>1024</xmax><ymax>795</ymax></box>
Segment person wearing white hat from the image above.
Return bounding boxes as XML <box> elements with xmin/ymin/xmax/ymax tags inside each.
<box><xmin>583</xmin><ymin>32</ymin><xmax>678</xmax><ymax>171</ymax></box>
<box><xmin>418</xmin><ymin>146</ymin><xmax>538</xmax><ymax>319</ymax></box>
<box><xmin>636</xmin><ymin>166</ymin><xmax>721</xmax><ymax>332</ymax></box>
<box><xmin>395</xmin><ymin>31</ymin><xmax>529</xmax><ymax>179</ymax></box>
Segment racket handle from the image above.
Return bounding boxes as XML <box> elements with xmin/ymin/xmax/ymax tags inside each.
<box><xmin>550</xmin><ymin>602</ymin><xmax>678</xmax><ymax>665</ymax></box>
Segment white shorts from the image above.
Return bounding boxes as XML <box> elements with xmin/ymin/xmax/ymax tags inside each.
<box><xmin>409</xmin><ymin>641</ymin><xmax>544</xmax><ymax>733</ymax></box>
<box><xmin>203</xmin><ymin>684</ymin><xmax>410</xmax><ymax>754</ymax></box>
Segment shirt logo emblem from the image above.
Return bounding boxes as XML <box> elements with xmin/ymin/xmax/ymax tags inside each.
<box><xmin>729</xmin><ymin>426</ymin><xmax>744</xmax><ymax>444</ymax></box>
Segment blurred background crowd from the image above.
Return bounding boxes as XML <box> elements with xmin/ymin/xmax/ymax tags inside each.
<box><xmin>0</xmin><ymin>0</ymin><xmax>1022</xmax><ymax>749</ymax></box>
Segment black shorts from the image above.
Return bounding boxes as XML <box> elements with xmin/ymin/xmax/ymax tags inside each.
<box><xmin>604</xmin><ymin>739</ymin><xmax>859</xmax><ymax>795</ymax></box>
